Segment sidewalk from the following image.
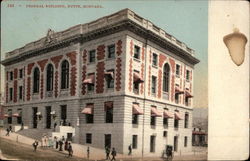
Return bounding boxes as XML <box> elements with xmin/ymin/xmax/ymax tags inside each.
<box><xmin>0</xmin><ymin>129</ymin><xmax>207</xmax><ymax>161</ymax></box>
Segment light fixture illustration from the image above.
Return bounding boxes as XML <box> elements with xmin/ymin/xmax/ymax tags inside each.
<box><xmin>223</xmin><ymin>28</ymin><xmax>248</xmax><ymax>66</ymax></box>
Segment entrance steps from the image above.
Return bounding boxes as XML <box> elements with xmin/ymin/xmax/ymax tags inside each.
<box><xmin>17</xmin><ymin>128</ymin><xmax>53</xmax><ymax>141</ymax></box>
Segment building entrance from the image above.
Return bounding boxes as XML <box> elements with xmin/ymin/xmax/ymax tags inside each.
<box><xmin>46</xmin><ymin>106</ymin><xmax>51</xmax><ymax>128</ymax></box>
<box><xmin>105</xmin><ymin>134</ymin><xmax>111</xmax><ymax>149</ymax></box>
<box><xmin>33</xmin><ymin>107</ymin><xmax>37</xmax><ymax>128</ymax></box>
<box><xmin>174</xmin><ymin>136</ymin><xmax>178</xmax><ymax>152</ymax></box>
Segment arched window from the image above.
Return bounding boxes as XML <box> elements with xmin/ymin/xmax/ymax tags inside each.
<box><xmin>33</xmin><ymin>67</ymin><xmax>40</xmax><ymax>93</ymax></box>
<box><xmin>46</xmin><ymin>64</ymin><xmax>54</xmax><ymax>91</ymax></box>
<box><xmin>61</xmin><ymin>60</ymin><xmax>69</xmax><ymax>89</ymax></box>
<box><xmin>163</xmin><ymin>63</ymin><xmax>170</xmax><ymax>92</ymax></box>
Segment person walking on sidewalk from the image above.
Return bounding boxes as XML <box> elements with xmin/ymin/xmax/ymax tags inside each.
<box><xmin>32</xmin><ymin>140</ymin><xmax>39</xmax><ymax>152</ymax></box>
<box><xmin>68</xmin><ymin>143</ymin><xmax>73</xmax><ymax>157</ymax></box>
<box><xmin>5</xmin><ymin>127</ymin><xmax>10</xmax><ymax>136</ymax></box>
<box><xmin>128</xmin><ymin>144</ymin><xmax>132</xmax><ymax>155</ymax></box>
<box><xmin>105</xmin><ymin>146</ymin><xmax>110</xmax><ymax>160</ymax></box>
<box><xmin>111</xmin><ymin>147</ymin><xmax>116</xmax><ymax>161</ymax></box>
<box><xmin>87</xmin><ymin>146</ymin><xmax>90</xmax><ymax>159</ymax></box>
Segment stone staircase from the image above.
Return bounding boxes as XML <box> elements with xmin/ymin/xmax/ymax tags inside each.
<box><xmin>17</xmin><ymin>128</ymin><xmax>53</xmax><ymax>141</ymax></box>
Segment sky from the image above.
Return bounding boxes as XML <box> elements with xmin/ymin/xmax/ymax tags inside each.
<box><xmin>1</xmin><ymin>0</ymin><xmax>208</xmax><ymax>108</ymax></box>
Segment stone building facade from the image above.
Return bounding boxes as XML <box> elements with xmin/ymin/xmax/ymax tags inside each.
<box><xmin>1</xmin><ymin>9</ymin><xmax>199</xmax><ymax>157</ymax></box>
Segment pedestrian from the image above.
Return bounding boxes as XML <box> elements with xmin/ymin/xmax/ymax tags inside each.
<box><xmin>41</xmin><ymin>136</ymin><xmax>44</xmax><ymax>148</ymax></box>
<box><xmin>62</xmin><ymin>136</ymin><xmax>65</xmax><ymax>143</ymax></box>
<box><xmin>54</xmin><ymin>122</ymin><xmax>57</xmax><ymax>132</ymax></box>
<box><xmin>111</xmin><ymin>147</ymin><xmax>116</xmax><ymax>161</ymax></box>
<box><xmin>5</xmin><ymin>127</ymin><xmax>10</xmax><ymax>136</ymax></box>
<box><xmin>59</xmin><ymin>139</ymin><xmax>63</xmax><ymax>151</ymax></box>
<box><xmin>87</xmin><ymin>146</ymin><xmax>90</xmax><ymax>159</ymax></box>
<box><xmin>54</xmin><ymin>136</ymin><xmax>58</xmax><ymax>149</ymax></box>
<box><xmin>64</xmin><ymin>140</ymin><xmax>68</xmax><ymax>151</ymax></box>
<box><xmin>105</xmin><ymin>146</ymin><xmax>110</xmax><ymax>160</ymax></box>
<box><xmin>128</xmin><ymin>144</ymin><xmax>132</xmax><ymax>155</ymax></box>
<box><xmin>9</xmin><ymin>126</ymin><xmax>12</xmax><ymax>133</ymax></box>
<box><xmin>21</xmin><ymin>122</ymin><xmax>24</xmax><ymax>130</ymax></box>
<box><xmin>32</xmin><ymin>140</ymin><xmax>39</xmax><ymax>152</ymax></box>
<box><xmin>68</xmin><ymin>143</ymin><xmax>73</xmax><ymax>157</ymax></box>
<box><xmin>48</xmin><ymin>136</ymin><xmax>53</xmax><ymax>148</ymax></box>
<box><xmin>44</xmin><ymin>135</ymin><xmax>48</xmax><ymax>148</ymax></box>
<box><xmin>166</xmin><ymin>147</ymin><xmax>173</xmax><ymax>161</ymax></box>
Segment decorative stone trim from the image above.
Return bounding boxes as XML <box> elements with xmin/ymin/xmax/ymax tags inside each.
<box><xmin>115</xmin><ymin>58</ymin><xmax>122</xmax><ymax>91</ymax></box>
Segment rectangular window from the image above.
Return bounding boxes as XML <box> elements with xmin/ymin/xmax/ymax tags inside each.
<box><xmin>151</xmin><ymin>116</ymin><xmax>156</xmax><ymax>126</ymax></box>
<box><xmin>89</xmin><ymin>50</ymin><xmax>96</xmax><ymax>63</ymax></box>
<box><xmin>61</xmin><ymin>105</ymin><xmax>67</xmax><ymax>125</ymax></box>
<box><xmin>151</xmin><ymin>76</ymin><xmax>157</xmax><ymax>94</ymax></box>
<box><xmin>86</xmin><ymin>133</ymin><xmax>92</xmax><ymax>144</ymax></box>
<box><xmin>152</xmin><ymin>53</ymin><xmax>158</xmax><ymax>66</ymax></box>
<box><xmin>132</xmin><ymin>135</ymin><xmax>138</xmax><ymax>149</ymax></box>
<box><xmin>134</xmin><ymin>45</ymin><xmax>140</xmax><ymax>59</ymax></box>
<box><xmin>86</xmin><ymin>114</ymin><xmax>94</xmax><ymax>124</ymax></box>
<box><xmin>163</xmin><ymin>117</ymin><xmax>168</xmax><ymax>127</ymax></box>
<box><xmin>105</xmin><ymin>102</ymin><xmax>113</xmax><ymax>123</ymax></box>
<box><xmin>184</xmin><ymin>136</ymin><xmax>188</xmax><ymax>147</ymax></box>
<box><xmin>108</xmin><ymin>44</ymin><xmax>115</xmax><ymax>59</ymax></box>
<box><xmin>176</xmin><ymin>64</ymin><xmax>180</xmax><ymax>76</ymax></box>
<box><xmin>175</xmin><ymin>93</ymin><xmax>179</xmax><ymax>104</ymax></box>
<box><xmin>132</xmin><ymin>114</ymin><xmax>138</xmax><ymax>124</ymax></box>
<box><xmin>19</xmin><ymin>86</ymin><xmax>23</xmax><ymax>100</ymax></box>
<box><xmin>163</xmin><ymin>131</ymin><xmax>167</xmax><ymax>137</ymax></box>
<box><xmin>7</xmin><ymin>109</ymin><xmax>12</xmax><ymax>124</ymax></box>
<box><xmin>184</xmin><ymin>113</ymin><xmax>189</xmax><ymax>128</ymax></box>
<box><xmin>10</xmin><ymin>72</ymin><xmax>13</xmax><ymax>81</ymax></box>
<box><xmin>19</xmin><ymin>69</ymin><xmax>23</xmax><ymax>79</ymax></box>
<box><xmin>174</xmin><ymin>118</ymin><xmax>179</xmax><ymax>129</ymax></box>
<box><xmin>150</xmin><ymin>135</ymin><xmax>156</xmax><ymax>152</ymax></box>
<box><xmin>9</xmin><ymin>88</ymin><xmax>13</xmax><ymax>101</ymax></box>
<box><xmin>87</xmin><ymin>73</ymin><xmax>95</xmax><ymax>92</ymax></box>
<box><xmin>185</xmin><ymin>97</ymin><xmax>190</xmax><ymax>106</ymax></box>
<box><xmin>106</xmin><ymin>70</ymin><xmax>114</xmax><ymax>89</ymax></box>
<box><xmin>186</xmin><ymin>70</ymin><xmax>190</xmax><ymax>81</ymax></box>
<box><xmin>17</xmin><ymin>109</ymin><xmax>22</xmax><ymax>124</ymax></box>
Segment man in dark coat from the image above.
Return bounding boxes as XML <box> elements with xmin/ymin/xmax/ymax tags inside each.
<box><xmin>59</xmin><ymin>139</ymin><xmax>63</xmax><ymax>151</ymax></box>
<box><xmin>5</xmin><ymin>127</ymin><xmax>10</xmax><ymax>136</ymax></box>
<box><xmin>111</xmin><ymin>147</ymin><xmax>116</xmax><ymax>161</ymax></box>
<box><xmin>128</xmin><ymin>144</ymin><xmax>132</xmax><ymax>155</ymax></box>
<box><xmin>32</xmin><ymin>140</ymin><xmax>39</xmax><ymax>152</ymax></box>
<box><xmin>105</xmin><ymin>146</ymin><xmax>110</xmax><ymax>160</ymax></box>
<box><xmin>68</xmin><ymin>143</ymin><xmax>73</xmax><ymax>157</ymax></box>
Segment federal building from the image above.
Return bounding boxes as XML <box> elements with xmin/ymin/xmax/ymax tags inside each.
<box><xmin>1</xmin><ymin>9</ymin><xmax>199</xmax><ymax>157</ymax></box>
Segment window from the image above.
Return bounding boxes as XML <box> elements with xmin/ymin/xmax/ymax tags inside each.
<box><xmin>184</xmin><ymin>113</ymin><xmax>189</xmax><ymax>128</ymax></box>
<box><xmin>7</xmin><ymin>109</ymin><xmax>12</xmax><ymax>124</ymax></box>
<box><xmin>61</xmin><ymin>105</ymin><xmax>67</xmax><ymax>125</ymax></box>
<box><xmin>152</xmin><ymin>53</ymin><xmax>158</xmax><ymax>66</ymax></box>
<box><xmin>10</xmin><ymin>71</ymin><xmax>13</xmax><ymax>81</ymax></box>
<box><xmin>186</xmin><ymin>70</ymin><xmax>190</xmax><ymax>81</ymax></box>
<box><xmin>19</xmin><ymin>86</ymin><xmax>23</xmax><ymax>100</ymax></box>
<box><xmin>108</xmin><ymin>44</ymin><xmax>115</xmax><ymax>59</ymax></box>
<box><xmin>17</xmin><ymin>109</ymin><xmax>22</xmax><ymax>124</ymax></box>
<box><xmin>151</xmin><ymin>115</ymin><xmax>156</xmax><ymax>126</ymax></box>
<box><xmin>163</xmin><ymin>131</ymin><xmax>167</xmax><ymax>137</ymax></box>
<box><xmin>151</xmin><ymin>76</ymin><xmax>157</xmax><ymax>94</ymax></box>
<box><xmin>86</xmin><ymin>114</ymin><xmax>94</xmax><ymax>123</ymax></box>
<box><xmin>86</xmin><ymin>133</ymin><xmax>92</xmax><ymax>144</ymax></box>
<box><xmin>9</xmin><ymin>88</ymin><xmax>13</xmax><ymax>101</ymax></box>
<box><xmin>132</xmin><ymin>114</ymin><xmax>138</xmax><ymax>124</ymax></box>
<box><xmin>87</xmin><ymin>73</ymin><xmax>95</xmax><ymax>92</ymax></box>
<box><xmin>134</xmin><ymin>45</ymin><xmax>140</xmax><ymax>59</ymax></box>
<box><xmin>175</xmin><ymin>93</ymin><xmax>179</xmax><ymax>104</ymax></box>
<box><xmin>46</xmin><ymin>64</ymin><xmax>54</xmax><ymax>91</ymax></box>
<box><xmin>185</xmin><ymin>97</ymin><xmax>190</xmax><ymax>106</ymax></box>
<box><xmin>176</xmin><ymin>64</ymin><xmax>180</xmax><ymax>76</ymax></box>
<box><xmin>105</xmin><ymin>102</ymin><xmax>113</xmax><ymax>123</ymax></box>
<box><xmin>163</xmin><ymin>64</ymin><xmax>170</xmax><ymax>92</ymax></box>
<box><xmin>132</xmin><ymin>135</ymin><xmax>138</xmax><ymax>149</ymax></box>
<box><xmin>133</xmin><ymin>71</ymin><xmax>142</xmax><ymax>94</ymax></box>
<box><xmin>150</xmin><ymin>135</ymin><xmax>156</xmax><ymax>152</ymax></box>
<box><xmin>184</xmin><ymin>136</ymin><xmax>188</xmax><ymax>147</ymax></box>
<box><xmin>174</xmin><ymin>116</ymin><xmax>179</xmax><ymax>129</ymax></box>
<box><xmin>89</xmin><ymin>50</ymin><xmax>96</xmax><ymax>63</ymax></box>
<box><xmin>33</xmin><ymin>67</ymin><xmax>40</xmax><ymax>93</ymax></box>
<box><xmin>61</xmin><ymin>60</ymin><xmax>69</xmax><ymax>89</ymax></box>
<box><xmin>163</xmin><ymin>117</ymin><xmax>168</xmax><ymax>127</ymax></box>
<box><xmin>105</xmin><ymin>70</ymin><xmax>114</xmax><ymax>89</ymax></box>
<box><xmin>19</xmin><ymin>69</ymin><xmax>23</xmax><ymax>79</ymax></box>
